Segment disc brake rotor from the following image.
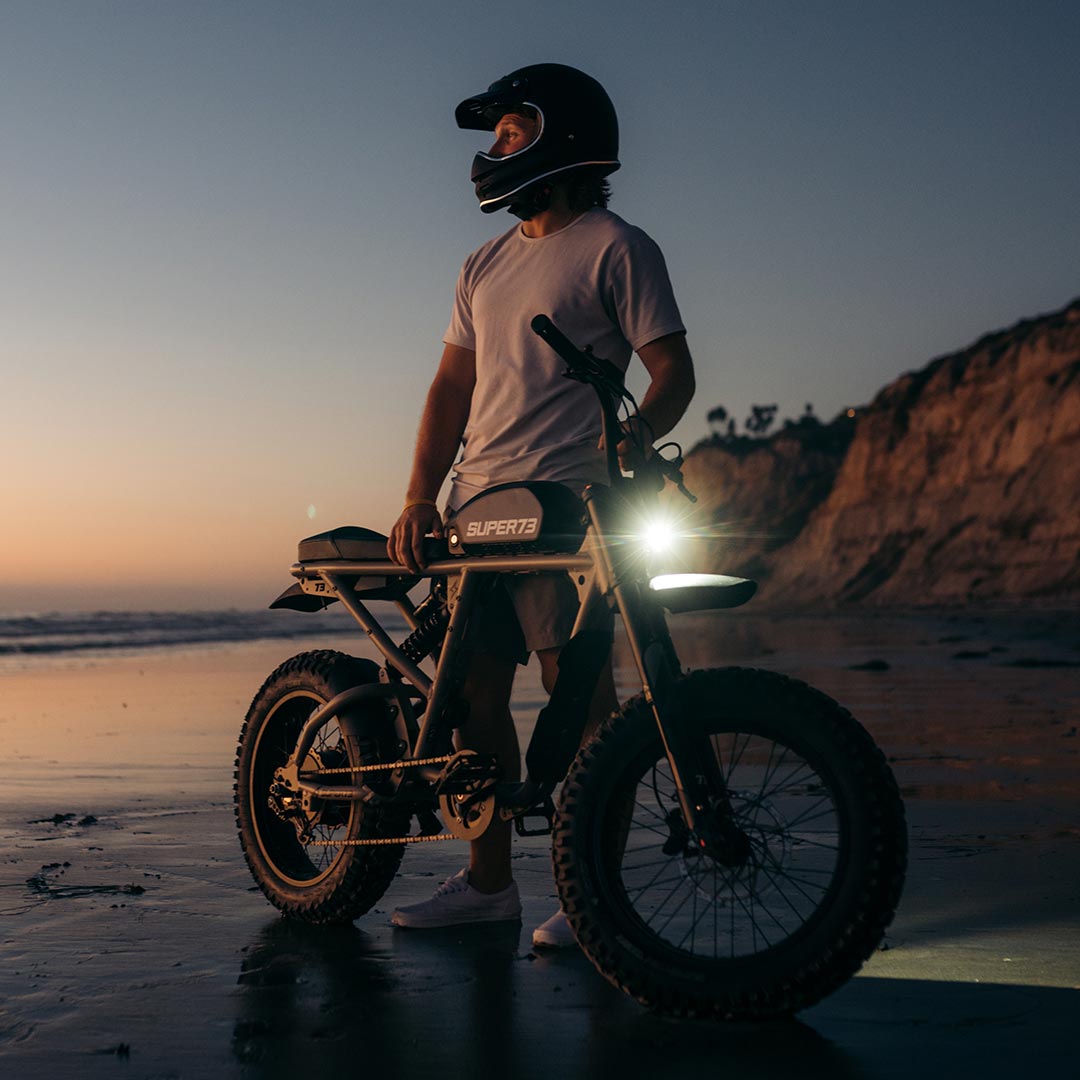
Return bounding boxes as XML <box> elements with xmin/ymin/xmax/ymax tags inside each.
<box><xmin>677</xmin><ymin>790</ymin><xmax>793</xmax><ymax>906</ymax></box>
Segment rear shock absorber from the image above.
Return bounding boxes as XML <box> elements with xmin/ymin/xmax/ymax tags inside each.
<box><xmin>400</xmin><ymin>589</ymin><xmax>450</xmax><ymax>664</ymax></box>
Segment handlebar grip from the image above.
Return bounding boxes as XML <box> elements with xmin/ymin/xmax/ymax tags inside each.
<box><xmin>530</xmin><ymin>314</ymin><xmax>586</xmax><ymax>371</ymax></box>
<box><xmin>531</xmin><ymin>314</ymin><xmax>627</xmax><ymax>392</ymax></box>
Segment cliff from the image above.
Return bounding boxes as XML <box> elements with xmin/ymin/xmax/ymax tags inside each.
<box><xmin>681</xmin><ymin>297</ymin><xmax>1080</xmax><ymax>607</ymax></box>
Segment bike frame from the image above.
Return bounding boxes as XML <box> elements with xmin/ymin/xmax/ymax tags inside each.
<box><xmin>281</xmin><ymin>316</ymin><xmax>753</xmax><ymax>840</ymax></box>
<box><xmin>284</xmin><ymin>490</ymin><xmax>680</xmax><ymax>786</ymax></box>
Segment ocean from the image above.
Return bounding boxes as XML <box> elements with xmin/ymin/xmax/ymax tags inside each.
<box><xmin>0</xmin><ymin>607</ymin><xmax>406</xmax><ymax>663</ymax></box>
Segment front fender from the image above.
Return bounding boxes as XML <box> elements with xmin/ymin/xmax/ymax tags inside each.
<box><xmin>647</xmin><ymin>573</ymin><xmax>756</xmax><ymax>613</ymax></box>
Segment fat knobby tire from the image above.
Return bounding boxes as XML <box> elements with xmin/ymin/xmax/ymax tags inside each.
<box><xmin>553</xmin><ymin>667</ymin><xmax>907</xmax><ymax>1019</ymax></box>
<box><xmin>235</xmin><ymin>649</ymin><xmax>407</xmax><ymax>924</ymax></box>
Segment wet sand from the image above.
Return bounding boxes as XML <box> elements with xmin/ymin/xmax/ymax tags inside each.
<box><xmin>1</xmin><ymin>612</ymin><xmax>1078</xmax><ymax>1078</ymax></box>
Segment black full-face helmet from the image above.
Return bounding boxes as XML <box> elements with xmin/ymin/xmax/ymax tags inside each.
<box><xmin>455</xmin><ymin>63</ymin><xmax>620</xmax><ymax>215</ymax></box>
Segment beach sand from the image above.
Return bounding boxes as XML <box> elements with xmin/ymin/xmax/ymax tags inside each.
<box><xmin>1</xmin><ymin>612</ymin><xmax>1077</xmax><ymax>1078</ymax></box>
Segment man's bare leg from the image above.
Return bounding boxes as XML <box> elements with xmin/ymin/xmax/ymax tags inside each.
<box><xmin>462</xmin><ymin>647</ymin><xmax>617</xmax><ymax>895</ymax></box>
<box><xmin>460</xmin><ymin>650</ymin><xmax>519</xmax><ymax>894</ymax></box>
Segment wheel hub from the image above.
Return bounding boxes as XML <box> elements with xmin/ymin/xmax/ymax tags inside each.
<box><xmin>269</xmin><ymin>746</ymin><xmax>349</xmax><ymax>841</ymax></box>
<box><xmin>677</xmin><ymin>790</ymin><xmax>794</xmax><ymax>905</ymax></box>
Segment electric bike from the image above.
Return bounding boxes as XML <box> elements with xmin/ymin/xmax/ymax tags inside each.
<box><xmin>234</xmin><ymin>316</ymin><xmax>907</xmax><ymax>1019</ymax></box>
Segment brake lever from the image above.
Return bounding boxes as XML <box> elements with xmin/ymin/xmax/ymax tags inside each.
<box><xmin>656</xmin><ymin>453</ymin><xmax>697</xmax><ymax>503</ymax></box>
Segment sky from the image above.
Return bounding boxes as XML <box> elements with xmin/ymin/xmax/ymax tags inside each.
<box><xmin>2</xmin><ymin>1</ymin><xmax>1078</xmax><ymax>612</ymax></box>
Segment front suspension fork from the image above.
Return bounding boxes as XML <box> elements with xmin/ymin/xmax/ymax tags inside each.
<box><xmin>583</xmin><ymin>486</ymin><xmax>746</xmax><ymax>859</ymax></box>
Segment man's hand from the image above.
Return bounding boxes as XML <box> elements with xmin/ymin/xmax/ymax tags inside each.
<box><xmin>388</xmin><ymin>343</ymin><xmax>474</xmax><ymax>574</ymax></box>
<box><xmin>597</xmin><ymin>332</ymin><xmax>695</xmax><ymax>475</ymax></box>
<box><xmin>615</xmin><ymin>416</ymin><xmax>654</xmax><ymax>473</ymax></box>
<box><xmin>388</xmin><ymin>502</ymin><xmax>443</xmax><ymax>574</ymax></box>
<box><xmin>599</xmin><ymin>417</ymin><xmax>654</xmax><ymax>473</ymax></box>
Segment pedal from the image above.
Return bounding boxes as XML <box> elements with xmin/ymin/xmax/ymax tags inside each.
<box><xmin>514</xmin><ymin>796</ymin><xmax>557</xmax><ymax>837</ymax></box>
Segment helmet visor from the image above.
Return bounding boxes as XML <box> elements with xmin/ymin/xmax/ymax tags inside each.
<box><xmin>455</xmin><ymin>72</ymin><xmax>536</xmax><ymax>130</ymax></box>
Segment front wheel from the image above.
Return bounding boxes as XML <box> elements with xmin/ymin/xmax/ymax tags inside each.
<box><xmin>235</xmin><ymin>650</ymin><xmax>408</xmax><ymax>924</ymax></box>
<box><xmin>553</xmin><ymin>667</ymin><xmax>906</xmax><ymax>1018</ymax></box>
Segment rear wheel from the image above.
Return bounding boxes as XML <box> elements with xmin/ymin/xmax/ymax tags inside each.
<box><xmin>554</xmin><ymin>667</ymin><xmax>906</xmax><ymax>1018</ymax></box>
<box><xmin>235</xmin><ymin>650</ymin><xmax>407</xmax><ymax>923</ymax></box>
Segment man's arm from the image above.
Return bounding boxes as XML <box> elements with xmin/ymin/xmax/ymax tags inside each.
<box><xmin>616</xmin><ymin>332</ymin><xmax>696</xmax><ymax>470</ymax></box>
<box><xmin>388</xmin><ymin>343</ymin><xmax>476</xmax><ymax>572</ymax></box>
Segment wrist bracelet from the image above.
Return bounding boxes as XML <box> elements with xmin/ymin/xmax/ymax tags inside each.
<box><xmin>403</xmin><ymin>499</ymin><xmax>438</xmax><ymax>512</ymax></box>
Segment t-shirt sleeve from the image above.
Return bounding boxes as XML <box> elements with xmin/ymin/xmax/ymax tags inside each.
<box><xmin>443</xmin><ymin>260</ymin><xmax>476</xmax><ymax>351</ymax></box>
<box><xmin>608</xmin><ymin>232</ymin><xmax>686</xmax><ymax>352</ymax></box>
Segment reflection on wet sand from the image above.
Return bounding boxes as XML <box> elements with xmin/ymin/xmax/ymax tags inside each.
<box><xmin>230</xmin><ymin>918</ymin><xmax>863</xmax><ymax>1080</ymax></box>
<box><xmin>0</xmin><ymin>612</ymin><xmax>1076</xmax><ymax>1076</ymax></box>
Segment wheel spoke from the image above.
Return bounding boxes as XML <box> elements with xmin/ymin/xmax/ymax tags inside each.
<box><xmin>757</xmin><ymin>742</ymin><xmax>792</xmax><ymax>798</ymax></box>
<box><xmin>625</xmin><ymin>871</ymin><xmax>696</xmax><ymax>896</ymax></box>
<box><xmin>633</xmin><ymin>795</ymin><xmax>668</xmax><ymax>825</ymax></box>
<box><xmin>621</xmin><ymin>855</ymin><xmax>681</xmax><ymax>873</ymax></box>
<box><xmin>249</xmin><ymin>689</ymin><xmax>360</xmax><ymax>885</ymax></box>
<box><xmin>781</xmin><ymin>800</ymin><xmax>837</xmax><ymax>829</ymax></box>
<box><xmin>626</xmin><ymin>817</ymin><xmax>673</xmax><ymax>841</ymax></box>
<box><xmin>759</xmin><ymin>762</ymin><xmax>817</xmax><ymax>800</ymax></box>
<box><xmin>643</xmin><ymin>875</ymin><xmax>695</xmax><ymax>934</ymax></box>
<box><xmin>781</xmin><ymin>833</ymin><xmax>840</xmax><ymax>853</ymax></box>
<box><xmin>754</xmin><ymin>859</ymin><xmax>819</xmax><ymax>919</ymax></box>
<box><xmin>614</xmin><ymin>724</ymin><xmax>842</xmax><ymax>963</ymax></box>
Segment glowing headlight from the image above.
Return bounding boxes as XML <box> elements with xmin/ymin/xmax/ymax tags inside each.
<box><xmin>641</xmin><ymin>518</ymin><xmax>676</xmax><ymax>553</ymax></box>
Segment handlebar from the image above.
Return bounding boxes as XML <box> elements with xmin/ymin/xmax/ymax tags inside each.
<box><xmin>530</xmin><ymin>315</ymin><xmax>627</xmax><ymax>401</ymax></box>
<box><xmin>530</xmin><ymin>314</ymin><xmax>696</xmax><ymax>502</ymax></box>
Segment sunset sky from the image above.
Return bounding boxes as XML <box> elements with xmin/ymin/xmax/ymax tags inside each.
<box><xmin>2</xmin><ymin>2</ymin><xmax>1078</xmax><ymax>612</ymax></box>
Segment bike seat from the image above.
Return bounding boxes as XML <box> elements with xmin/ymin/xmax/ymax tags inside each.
<box><xmin>298</xmin><ymin>526</ymin><xmax>449</xmax><ymax>564</ymax></box>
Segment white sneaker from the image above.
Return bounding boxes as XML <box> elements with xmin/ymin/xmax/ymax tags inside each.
<box><xmin>390</xmin><ymin>869</ymin><xmax>521</xmax><ymax>929</ymax></box>
<box><xmin>532</xmin><ymin>909</ymin><xmax>577</xmax><ymax>949</ymax></box>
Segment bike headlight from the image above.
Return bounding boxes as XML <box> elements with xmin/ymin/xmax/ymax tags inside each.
<box><xmin>640</xmin><ymin>517</ymin><xmax>677</xmax><ymax>554</ymax></box>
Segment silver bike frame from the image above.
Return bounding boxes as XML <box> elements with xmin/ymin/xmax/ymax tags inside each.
<box><xmin>289</xmin><ymin>548</ymin><xmax>602</xmax><ymax>786</ymax></box>
<box><xmin>283</xmin><ymin>481</ymin><xmax>725</xmax><ymax>837</ymax></box>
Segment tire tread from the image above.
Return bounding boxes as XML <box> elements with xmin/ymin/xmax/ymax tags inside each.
<box><xmin>235</xmin><ymin>650</ymin><xmax>407</xmax><ymax>925</ymax></box>
<box><xmin>553</xmin><ymin>666</ymin><xmax>907</xmax><ymax>1019</ymax></box>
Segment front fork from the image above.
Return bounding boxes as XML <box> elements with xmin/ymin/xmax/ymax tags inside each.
<box><xmin>583</xmin><ymin>486</ymin><xmax>751</xmax><ymax>865</ymax></box>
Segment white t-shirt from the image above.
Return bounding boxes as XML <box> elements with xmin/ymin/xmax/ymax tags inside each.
<box><xmin>443</xmin><ymin>208</ymin><xmax>685</xmax><ymax>507</ymax></box>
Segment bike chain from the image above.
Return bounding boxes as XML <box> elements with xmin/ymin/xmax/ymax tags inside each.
<box><xmin>302</xmin><ymin>753</ymin><xmax>454</xmax><ymax>776</ymax></box>
<box><xmin>302</xmin><ymin>752</ymin><xmax>459</xmax><ymax>847</ymax></box>
<box><xmin>305</xmin><ymin>831</ymin><xmax>455</xmax><ymax>847</ymax></box>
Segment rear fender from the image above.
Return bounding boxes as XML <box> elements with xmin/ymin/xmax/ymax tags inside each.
<box><xmin>269</xmin><ymin>582</ymin><xmax>337</xmax><ymax>612</ymax></box>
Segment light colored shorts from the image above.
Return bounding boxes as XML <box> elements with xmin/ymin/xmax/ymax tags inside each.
<box><xmin>448</xmin><ymin>572</ymin><xmax>580</xmax><ymax>666</ymax></box>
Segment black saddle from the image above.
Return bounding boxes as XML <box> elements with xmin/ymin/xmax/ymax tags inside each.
<box><xmin>297</xmin><ymin>526</ymin><xmax>449</xmax><ymax>564</ymax></box>
<box><xmin>269</xmin><ymin>527</ymin><xmax>449</xmax><ymax>612</ymax></box>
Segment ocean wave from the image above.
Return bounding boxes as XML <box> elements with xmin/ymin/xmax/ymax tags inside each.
<box><xmin>0</xmin><ymin>608</ymin><xmax>405</xmax><ymax>657</ymax></box>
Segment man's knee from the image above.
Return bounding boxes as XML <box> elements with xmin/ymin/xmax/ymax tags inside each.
<box><xmin>537</xmin><ymin>647</ymin><xmax>561</xmax><ymax>695</ymax></box>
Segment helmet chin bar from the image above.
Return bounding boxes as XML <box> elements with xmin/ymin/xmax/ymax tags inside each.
<box><xmin>508</xmin><ymin>182</ymin><xmax>554</xmax><ymax>221</ymax></box>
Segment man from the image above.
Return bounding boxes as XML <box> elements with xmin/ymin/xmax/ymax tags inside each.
<box><xmin>387</xmin><ymin>63</ymin><xmax>695</xmax><ymax>947</ymax></box>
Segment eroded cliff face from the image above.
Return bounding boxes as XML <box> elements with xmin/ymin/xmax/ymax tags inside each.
<box><xmin>682</xmin><ymin>298</ymin><xmax>1080</xmax><ymax>607</ymax></box>
<box><xmin>679</xmin><ymin>421</ymin><xmax>853</xmax><ymax>582</ymax></box>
